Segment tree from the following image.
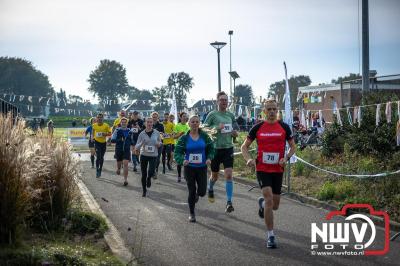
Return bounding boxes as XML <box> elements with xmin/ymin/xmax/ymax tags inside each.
<box><xmin>137</xmin><ymin>89</ymin><xmax>155</xmax><ymax>101</ymax></box>
<box><xmin>68</xmin><ymin>94</ymin><xmax>83</xmax><ymax>103</ymax></box>
<box><xmin>153</xmin><ymin>86</ymin><xmax>170</xmax><ymax>111</ymax></box>
<box><xmin>331</xmin><ymin>73</ymin><xmax>361</xmax><ymax>84</ymax></box>
<box><xmin>268</xmin><ymin>75</ymin><xmax>311</xmax><ymax>108</ymax></box>
<box><xmin>88</xmin><ymin>59</ymin><xmax>129</xmax><ymax>107</ymax></box>
<box><xmin>0</xmin><ymin>57</ymin><xmax>54</xmax><ymax>96</ymax></box>
<box><xmin>234</xmin><ymin>84</ymin><xmax>253</xmax><ymax>106</ymax></box>
<box><xmin>167</xmin><ymin>72</ymin><xmax>194</xmax><ymax>111</ymax></box>
<box><xmin>126</xmin><ymin>86</ymin><xmax>140</xmax><ymax>100</ymax></box>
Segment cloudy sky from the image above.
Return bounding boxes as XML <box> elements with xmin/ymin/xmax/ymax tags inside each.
<box><xmin>1</xmin><ymin>0</ymin><xmax>399</xmax><ymax>105</ymax></box>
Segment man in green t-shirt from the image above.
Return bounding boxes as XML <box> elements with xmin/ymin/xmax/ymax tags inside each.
<box><xmin>203</xmin><ymin>91</ymin><xmax>239</xmax><ymax>213</ymax></box>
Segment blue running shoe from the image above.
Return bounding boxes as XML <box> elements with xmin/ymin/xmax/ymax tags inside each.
<box><xmin>267</xmin><ymin>235</ymin><xmax>277</xmax><ymax>249</ymax></box>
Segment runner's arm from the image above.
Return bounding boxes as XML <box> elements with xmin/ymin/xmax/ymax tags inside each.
<box><xmin>173</xmin><ymin>136</ymin><xmax>186</xmax><ymax>165</ymax></box>
<box><xmin>284</xmin><ymin>138</ymin><xmax>296</xmax><ymax>162</ymax></box>
<box><xmin>241</xmin><ymin>138</ymin><xmax>254</xmax><ymax>165</ymax></box>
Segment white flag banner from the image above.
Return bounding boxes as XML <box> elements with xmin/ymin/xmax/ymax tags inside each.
<box><xmin>169</xmin><ymin>91</ymin><xmax>178</xmax><ymax>124</ymax></box>
<box><xmin>283</xmin><ymin>62</ymin><xmax>292</xmax><ymax>128</ymax></box>
<box><xmin>358</xmin><ymin>106</ymin><xmax>362</xmax><ymax>127</ymax></box>
<box><xmin>300</xmin><ymin>109</ymin><xmax>307</xmax><ymax>128</ymax></box>
<box><xmin>319</xmin><ymin>110</ymin><xmax>324</xmax><ymax>129</ymax></box>
<box><xmin>347</xmin><ymin>107</ymin><xmax>353</xmax><ymax>125</ymax></box>
<box><xmin>385</xmin><ymin>102</ymin><xmax>392</xmax><ymax>123</ymax></box>
<box><xmin>376</xmin><ymin>104</ymin><xmax>381</xmax><ymax>126</ymax></box>
<box><xmin>353</xmin><ymin>106</ymin><xmax>358</xmax><ymax>124</ymax></box>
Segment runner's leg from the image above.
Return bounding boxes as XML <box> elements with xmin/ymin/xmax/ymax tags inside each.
<box><xmin>140</xmin><ymin>155</ymin><xmax>148</xmax><ymax>195</ymax></box>
<box><xmin>185</xmin><ymin>166</ymin><xmax>196</xmax><ymax>216</ymax></box>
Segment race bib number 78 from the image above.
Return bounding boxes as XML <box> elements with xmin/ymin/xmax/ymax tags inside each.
<box><xmin>262</xmin><ymin>152</ymin><xmax>280</xmax><ymax>164</ymax></box>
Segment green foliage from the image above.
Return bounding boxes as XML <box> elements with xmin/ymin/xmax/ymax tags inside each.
<box><xmin>317</xmin><ymin>181</ymin><xmax>336</xmax><ymax>200</ymax></box>
<box><xmin>0</xmin><ymin>57</ymin><xmax>54</xmax><ymax>97</ymax></box>
<box><xmin>333</xmin><ymin>180</ymin><xmax>355</xmax><ymax>201</ymax></box>
<box><xmin>268</xmin><ymin>75</ymin><xmax>311</xmax><ymax>108</ymax></box>
<box><xmin>234</xmin><ymin>84</ymin><xmax>253</xmax><ymax>106</ymax></box>
<box><xmin>88</xmin><ymin>59</ymin><xmax>129</xmax><ymax>109</ymax></box>
<box><xmin>322</xmin><ymin>118</ymin><xmax>346</xmax><ymax>157</ymax></box>
<box><xmin>68</xmin><ymin>210</ymin><xmax>108</xmax><ymax>236</ymax></box>
<box><xmin>167</xmin><ymin>72</ymin><xmax>194</xmax><ymax>111</ymax></box>
<box><xmin>331</xmin><ymin>73</ymin><xmax>361</xmax><ymax>84</ymax></box>
<box><xmin>153</xmin><ymin>86</ymin><xmax>170</xmax><ymax>111</ymax></box>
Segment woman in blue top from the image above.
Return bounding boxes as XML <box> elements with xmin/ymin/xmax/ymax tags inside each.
<box><xmin>111</xmin><ymin>117</ymin><xmax>135</xmax><ymax>186</ymax></box>
<box><xmin>85</xmin><ymin>117</ymin><xmax>96</xmax><ymax>168</ymax></box>
<box><xmin>174</xmin><ymin>115</ymin><xmax>215</xmax><ymax>222</ymax></box>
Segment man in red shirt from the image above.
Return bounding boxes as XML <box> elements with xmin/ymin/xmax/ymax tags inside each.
<box><xmin>241</xmin><ymin>99</ymin><xmax>296</xmax><ymax>249</ymax></box>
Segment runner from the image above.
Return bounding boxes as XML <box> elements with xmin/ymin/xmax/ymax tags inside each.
<box><xmin>174</xmin><ymin>112</ymin><xmax>190</xmax><ymax>182</ymax></box>
<box><xmin>85</xmin><ymin>117</ymin><xmax>97</xmax><ymax>168</ymax></box>
<box><xmin>174</xmin><ymin>115</ymin><xmax>215</xmax><ymax>222</ymax></box>
<box><xmin>128</xmin><ymin>111</ymin><xmax>144</xmax><ymax>172</ymax></box>
<box><xmin>47</xmin><ymin>119</ymin><xmax>54</xmax><ymax>138</ymax></box>
<box><xmin>92</xmin><ymin>113</ymin><xmax>111</xmax><ymax>178</ymax></box>
<box><xmin>203</xmin><ymin>91</ymin><xmax>239</xmax><ymax>213</ymax></box>
<box><xmin>134</xmin><ymin>117</ymin><xmax>162</xmax><ymax>197</ymax></box>
<box><xmin>112</xmin><ymin>110</ymin><xmax>127</xmax><ymax>167</ymax></box>
<box><xmin>151</xmin><ymin>112</ymin><xmax>164</xmax><ymax>178</ymax></box>
<box><xmin>241</xmin><ymin>99</ymin><xmax>296</xmax><ymax>249</ymax></box>
<box><xmin>111</xmin><ymin>117</ymin><xmax>134</xmax><ymax>186</ymax></box>
<box><xmin>162</xmin><ymin>112</ymin><xmax>175</xmax><ymax>174</ymax></box>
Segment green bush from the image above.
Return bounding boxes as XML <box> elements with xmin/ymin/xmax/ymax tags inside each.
<box><xmin>333</xmin><ymin>180</ymin><xmax>356</xmax><ymax>200</ymax></box>
<box><xmin>69</xmin><ymin>210</ymin><xmax>108</xmax><ymax>236</ymax></box>
<box><xmin>321</xmin><ymin>122</ymin><xmax>345</xmax><ymax>157</ymax></box>
<box><xmin>317</xmin><ymin>181</ymin><xmax>336</xmax><ymax>200</ymax></box>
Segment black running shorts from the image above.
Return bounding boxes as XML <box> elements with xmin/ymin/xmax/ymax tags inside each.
<box><xmin>256</xmin><ymin>172</ymin><xmax>284</xmax><ymax>195</ymax></box>
<box><xmin>211</xmin><ymin>147</ymin><xmax>234</xmax><ymax>172</ymax></box>
<box><xmin>115</xmin><ymin>149</ymin><xmax>131</xmax><ymax>162</ymax></box>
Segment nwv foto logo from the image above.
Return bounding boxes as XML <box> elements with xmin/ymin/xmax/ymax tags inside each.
<box><xmin>310</xmin><ymin>204</ymin><xmax>390</xmax><ymax>256</ymax></box>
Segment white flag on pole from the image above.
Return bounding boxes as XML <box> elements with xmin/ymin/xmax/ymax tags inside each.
<box><xmin>169</xmin><ymin>91</ymin><xmax>178</xmax><ymax>124</ymax></box>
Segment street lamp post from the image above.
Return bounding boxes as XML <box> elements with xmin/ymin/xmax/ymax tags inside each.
<box><xmin>229</xmin><ymin>71</ymin><xmax>240</xmax><ymax>97</ymax></box>
<box><xmin>210</xmin><ymin>41</ymin><xmax>227</xmax><ymax>93</ymax></box>
<box><xmin>228</xmin><ymin>31</ymin><xmax>233</xmax><ymax>101</ymax></box>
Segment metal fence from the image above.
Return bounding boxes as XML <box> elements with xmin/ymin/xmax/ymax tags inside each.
<box><xmin>0</xmin><ymin>97</ymin><xmax>19</xmax><ymax>118</ymax></box>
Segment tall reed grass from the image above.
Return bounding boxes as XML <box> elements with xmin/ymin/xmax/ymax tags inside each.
<box><xmin>0</xmin><ymin>113</ymin><xmax>80</xmax><ymax>244</ymax></box>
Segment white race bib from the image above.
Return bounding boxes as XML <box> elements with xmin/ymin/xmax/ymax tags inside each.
<box><xmin>132</xmin><ymin>128</ymin><xmax>138</xmax><ymax>133</ymax></box>
<box><xmin>221</xmin><ymin>124</ymin><xmax>232</xmax><ymax>133</ymax></box>
<box><xmin>145</xmin><ymin>145</ymin><xmax>155</xmax><ymax>153</ymax></box>
<box><xmin>189</xmin><ymin>153</ymin><xmax>202</xmax><ymax>164</ymax></box>
<box><xmin>262</xmin><ymin>152</ymin><xmax>280</xmax><ymax>164</ymax></box>
<box><xmin>96</xmin><ymin>132</ymin><xmax>103</xmax><ymax>137</ymax></box>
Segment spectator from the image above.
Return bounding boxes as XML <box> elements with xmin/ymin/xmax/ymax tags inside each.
<box><xmin>39</xmin><ymin>118</ymin><xmax>45</xmax><ymax>132</ymax></box>
<box><xmin>236</xmin><ymin>115</ymin><xmax>246</xmax><ymax>131</ymax></box>
<box><xmin>72</xmin><ymin>118</ymin><xmax>77</xmax><ymax>127</ymax></box>
<box><xmin>47</xmin><ymin>120</ymin><xmax>54</xmax><ymax>137</ymax></box>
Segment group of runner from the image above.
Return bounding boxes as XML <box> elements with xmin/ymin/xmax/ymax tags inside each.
<box><xmin>85</xmin><ymin>91</ymin><xmax>296</xmax><ymax>249</ymax></box>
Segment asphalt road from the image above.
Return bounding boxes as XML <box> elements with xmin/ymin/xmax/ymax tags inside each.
<box><xmin>79</xmin><ymin>153</ymin><xmax>400</xmax><ymax>266</ymax></box>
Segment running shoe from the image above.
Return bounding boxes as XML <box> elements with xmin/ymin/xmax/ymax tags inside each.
<box><xmin>258</xmin><ymin>197</ymin><xmax>265</xmax><ymax>219</ymax></box>
<box><xmin>225</xmin><ymin>201</ymin><xmax>234</xmax><ymax>213</ymax></box>
<box><xmin>267</xmin><ymin>236</ymin><xmax>277</xmax><ymax>249</ymax></box>
<box><xmin>153</xmin><ymin>172</ymin><xmax>158</xmax><ymax>180</ymax></box>
<box><xmin>189</xmin><ymin>214</ymin><xmax>196</xmax><ymax>223</ymax></box>
<box><xmin>208</xmin><ymin>190</ymin><xmax>215</xmax><ymax>203</ymax></box>
<box><xmin>177</xmin><ymin>177</ymin><xmax>181</xmax><ymax>183</ymax></box>
<box><xmin>167</xmin><ymin>164</ymin><xmax>173</xmax><ymax>171</ymax></box>
<box><xmin>142</xmin><ymin>191</ymin><xmax>146</xmax><ymax>197</ymax></box>
<box><xmin>162</xmin><ymin>167</ymin><xmax>166</xmax><ymax>174</ymax></box>
<box><xmin>146</xmin><ymin>177</ymin><xmax>151</xmax><ymax>188</ymax></box>
<box><xmin>133</xmin><ymin>167</ymin><xmax>137</xmax><ymax>172</ymax></box>
<box><xmin>91</xmin><ymin>165</ymin><xmax>94</xmax><ymax>169</ymax></box>
<box><xmin>123</xmin><ymin>181</ymin><xmax>128</xmax><ymax>186</ymax></box>
<box><xmin>96</xmin><ymin>169</ymin><xmax>101</xmax><ymax>178</ymax></box>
